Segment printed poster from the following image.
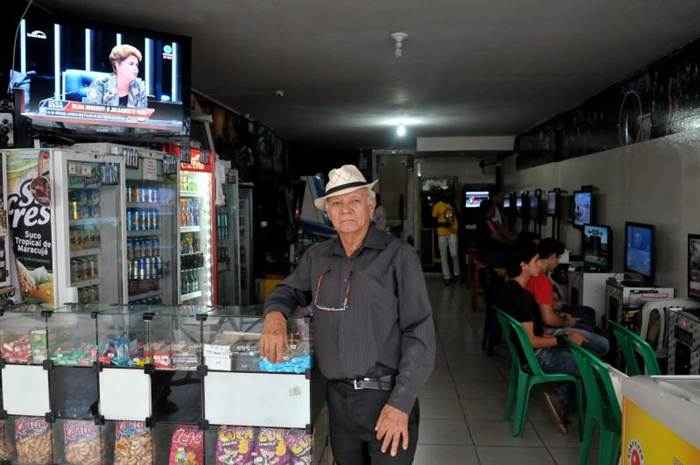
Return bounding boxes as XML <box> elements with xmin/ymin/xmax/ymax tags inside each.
<box><xmin>6</xmin><ymin>150</ymin><xmax>54</xmax><ymax>305</ymax></box>
<box><xmin>623</xmin><ymin>398</ymin><xmax>700</xmax><ymax>465</ymax></box>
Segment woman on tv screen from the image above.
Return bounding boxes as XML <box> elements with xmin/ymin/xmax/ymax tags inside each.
<box><xmin>86</xmin><ymin>44</ymin><xmax>147</xmax><ymax>108</ymax></box>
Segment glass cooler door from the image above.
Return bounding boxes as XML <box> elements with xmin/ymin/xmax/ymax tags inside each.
<box><xmin>54</xmin><ymin>152</ymin><xmax>125</xmax><ymax>306</ymax></box>
<box><xmin>179</xmin><ymin>170</ymin><xmax>214</xmax><ymax>305</ymax></box>
<box><xmin>125</xmin><ymin>150</ymin><xmax>179</xmax><ymax>306</ymax></box>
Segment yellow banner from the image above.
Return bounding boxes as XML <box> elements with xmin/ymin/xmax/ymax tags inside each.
<box><xmin>623</xmin><ymin>398</ymin><xmax>700</xmax><ymax>465</ymax></box>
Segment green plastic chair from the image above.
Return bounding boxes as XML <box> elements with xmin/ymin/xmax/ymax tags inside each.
<box><xmin>608</xmin><ymin>321</ymin><xmax>661</xmax><ymax>376</ymax></box>
<box><xmin>496</xmin><ymin>308</ymin><xmax>583</xmax><ymax>437</ymax></box>
<box><xmin>567</xmin><ymin>341</ymin><xmax>622</xmax><ymax>465</ymax></box>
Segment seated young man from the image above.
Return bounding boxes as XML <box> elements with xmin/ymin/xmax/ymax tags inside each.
<box><xmin>527</xmin><ymin>239</ymin><xmax>610</xmax><ymax>355</ymax></box>
<box><xmin>496</xmin><ymin>242</ymin><xmax>585</xmax><ymax>434</ymax></box>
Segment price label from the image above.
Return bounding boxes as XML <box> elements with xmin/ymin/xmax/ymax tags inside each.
<box><xmin>143</xmin><ymin>158</ymin><xmax>158</xmax><ymax>181</ymax></box>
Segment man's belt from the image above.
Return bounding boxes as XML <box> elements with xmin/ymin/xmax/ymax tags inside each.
<box><xmin>334</xmin><ymin>375</ymin><xmax>395</xmax><ymax>391</ymax></box>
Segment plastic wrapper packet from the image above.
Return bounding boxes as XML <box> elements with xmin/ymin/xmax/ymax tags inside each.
<box><xmin>14</xmin><ymin>417</ymin><xmax>52</xmax><ymax>465</ymax></box>
<box><xmin>2</xmin><ymin>335</ymin><xmax>32</xmax><ymax>364</ymax></box>
<box><xmin>98</xmin><ymin>336</ymin><xmax>144</xmax><ymax>367</ymax></box>
<box><xmin>62</xmin><ymin>420</ymin><xmax>104</xmax><ymax>465</ymax></box>
<box><xmin>215</xmin><ymin>426</ymin><xmax>256</xmax><ymax>465</ymax></box>
<box><xmin>114</xmin><ymin>421</ymin><xmax>153</xmax><ymax>465</ymax></box>
<box><xmin>285</xmin><ymin>430</ymin><xmax>312</xmax><ymax>465</ymax></box>
<box><xmin>253</xmin><ymin>428</ymin><xmax>289</xmax><ymax>465</ymax></box>
<box><xmin>168</xmin><ymin>425</ymin><xmax>203</xmax><ymax>465</ymax></box>
<box><xmin>50</xmin><ymin>343</ymin><xmax>98</xmax><ymax>366</ymax></box>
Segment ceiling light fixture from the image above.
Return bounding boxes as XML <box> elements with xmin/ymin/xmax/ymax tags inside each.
<box><xmin>396</xmin><ymin>125</ymin><xmax>407</xmax><ymax>137</ymax></box>
<box><xmin>390</xmin><ymin>32</ymin><xmax>408</xmax><ymax>58</ymax></box>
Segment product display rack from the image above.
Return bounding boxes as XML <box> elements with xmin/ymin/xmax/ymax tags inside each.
<box><xmin>0</xmin><ymin>304</ymin><xmax>329</xmax><ymax>465</ymax></box>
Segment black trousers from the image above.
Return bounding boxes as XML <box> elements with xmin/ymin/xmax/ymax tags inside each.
<box><xmin>328</xmin><ymin>381</ymin><xmax>420</xmax><ymax>465</ymax></box>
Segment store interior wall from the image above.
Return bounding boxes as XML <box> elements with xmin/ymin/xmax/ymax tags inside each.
<box><xmin>503</xmin><ymin>129</ymin><xmax>700</xmax><ymax>296</ymax></box>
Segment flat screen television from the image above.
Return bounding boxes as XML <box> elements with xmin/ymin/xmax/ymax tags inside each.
<box><xmin>582</xmin><ymin>224</ymin><xmax>613</xmax><ymax>272</ymax></box>
<box><xmin>688</xmin><ymin>234</ymin><xmax>700</xmax><ymax>300</ymax></box>
<box><xmin>464</xmin><ymin>191</ymin><xmax>489</xmax><ymax>208</ymax></box>
<box><xmin>624</xmin><ymin>222</ymin><xmax>655</xmax><ymax>284</ymax></box>
<box><xmin>546</xmin><ymin>191</ymin><xmax>557</xmax><ymax>216</ymax></box>
<box><xmin>10</xmin><ymin>13</ymin><xmax>191</xmax><ymax>136</ymax></box>
<box><xmin>572</xmin><ymin>191</ymin><xmax>593</xmax><ymax>227</ymax></box>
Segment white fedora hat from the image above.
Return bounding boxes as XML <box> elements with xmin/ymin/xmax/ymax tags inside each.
<box><xmin>314</xmin><ymin>164</ymin><xmax>378</xmax><ymax>210</ymax></box>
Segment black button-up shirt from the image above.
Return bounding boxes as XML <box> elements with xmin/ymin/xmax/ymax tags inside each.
<box><xmin>264</xmin><ymin>225</ymin><xmax>436</xmax><ymax>414</ymax></box>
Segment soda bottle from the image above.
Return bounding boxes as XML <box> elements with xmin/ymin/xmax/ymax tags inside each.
<box><xmin>139</xmin><ymin>209</ymin><xmax>147</xmax><ymax>231</ymax></box>
<box><xmin>89</xmin><ymin>257</ymin><xmax>97</xmax><ymax>279</ymax></box>
<box><xmin>144</xmin><ymin>257</ymin><xmax>151</xmax><ymax>280</ymax></box>
<box><xmin>138</xmin><ymin>258</ymin><xmax>145</xmax><ymax>280</ymax></box>
<box><xmin>155</xmin><ymin>256</ymin><xmax>162</xmax><ymax>278</ymax></box>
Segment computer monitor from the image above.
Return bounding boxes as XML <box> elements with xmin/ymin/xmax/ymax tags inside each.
<box><xmin>582</xmin><ymin>224</ymin><xmax>613</xmax><ymax>272</ymax></box>
<box><xmin>688</xmin><ymin>234</ymin><xmax>700</xmax><ymax>300</ymax></box>
<box><xmin>464</xmin><ymin>191</ymin><xmax>489</xmax><ymax>208</ymax></box>
<box><xmin>572</xmin><ymin>191</ymin><xmax>593</xmax><ymax>227</ymax></box>
<box><xmin>624</xmin><ymin>222</ymin><xmax>655</xmax><ymax>284</ymax></box>
<box><xmin>546</xmin><ymin>191</ymin><xmax>557</xmax><ymax>216</ymax></box>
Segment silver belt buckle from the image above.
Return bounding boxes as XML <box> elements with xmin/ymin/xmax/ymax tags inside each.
<box><xmin>353</xmin><ymin>377</ymin><xmax>368</xmax><ymax>390</ymax></box>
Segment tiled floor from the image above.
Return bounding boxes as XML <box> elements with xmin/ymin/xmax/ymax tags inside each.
<box><xmin>414</xmin><ymin>277</ymin><xmax>591</xmax><ymax>465</ymax></box>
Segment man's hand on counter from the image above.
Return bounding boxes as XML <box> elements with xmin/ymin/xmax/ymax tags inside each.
<box><xmin>375</xmin><ymin>404</ymin><xmax>410</xmax><ymax>457</ymax></box>
<box><xmin>260</xmin><ymin>311</ymin><xmax>288</xmax><ymax>363</ymax></box>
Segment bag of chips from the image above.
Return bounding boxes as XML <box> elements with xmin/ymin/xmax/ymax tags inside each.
<box><xmin>253</xmin><ymin>428</ymin><xmax>289</xmax><ymax>465</ymax></box>
<box><xmin>215</xmin><ymin>426</ymin><xmax>255</xmax><ymax>465</ymax></box>
<box><xmin>15</xmin><ymin>417</ymin><xmax>52</xmax><ymax>465</ymax></box>
<box><xmin>114</xmin><ymin>421</ymin><xmax>153</xmax><ymax>465</ymax></box>
<box><xmin>168</xmin><ymin>426</ymin><xmax>203</xmax><ymax>465</ymax></box>
<box><xmin>63</xmin><ymin>420</ymin><xmax>104</xmax><ymax>465</ymax></box>
<box><xmin>285</xmin><ymin>430</ymin><xmax>312</xmax><ymax>465</ymax></box>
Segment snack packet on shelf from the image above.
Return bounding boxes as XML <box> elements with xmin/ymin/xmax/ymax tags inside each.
<box><xmin>285</xmin><ymin>430</ymin><xmax>312</xmax><ymax>465</ymax></box>
<box><xmin>114</xmin><ymin>421</ymin><xmax>153</xmax><ymax>465</ymax></box>
<box><xmin>14</xmin><ymin>417</ymin><xmax>52</xmax><ymax>465</ymax></box>
<box><xmin>168</xmin><ymin>425</ymin><xmax>203</xmax><ymax>465</ymax></box>
<box><xmin>62</xmin><ymin>420</ymin><xmax>104</xmax><ymax>465</ymax></box>
<box><xmin>253</xmin><ymin>428</ymin><xmax>289</xmax><ymax>465</ymax></box>
<box><xmin>215</xmin><ymin>426</ymin><xmax>255</xmax><ymax>465</ymax></box>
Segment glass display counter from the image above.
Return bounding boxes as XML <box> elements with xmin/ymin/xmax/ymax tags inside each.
<box><xmin>0</xmin><ymin>304</ymin><xmax>328</xmax><ymax>465</ymax></box>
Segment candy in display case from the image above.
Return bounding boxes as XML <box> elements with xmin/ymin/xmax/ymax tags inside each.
<box><xmin>96</xmin><ymin>306</ymin><xmax>149</xmax><ymax>368</ymax></box>
<box><xmin>0</xmin><ymin>308</ymin><xmax>48</xmax><ymax>365</ymax></box>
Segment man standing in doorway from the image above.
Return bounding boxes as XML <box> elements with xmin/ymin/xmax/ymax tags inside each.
<box><xmin>432</xmin><ymin>193</ymin><xmax>460</xmax><ymax>285</ymax></box>
<box><xmin>261</xmin><ymin>165</ymin><xmax>436</xmax><ymax>465</ymax></box>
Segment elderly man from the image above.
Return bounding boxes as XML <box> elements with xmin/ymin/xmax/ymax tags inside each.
<box><xmin>261</xmin><ymin>165</ymin><xmax>435</xmax><ymax>465</ymax></box>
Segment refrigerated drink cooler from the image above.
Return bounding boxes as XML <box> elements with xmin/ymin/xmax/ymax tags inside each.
<box><xmin>217</xmin><ymin>171</ymin><xmax>254</xmax><ymax>306</ymax></box>
<box><xmin>178</xmin><ymin>147</ymin><xmax>216</xmax><ymax>306</ymax></box>
<box><xmin>4</xmin><ymin>148</ymin><xmax>126</xmax><ymax>307</ymax></box>
<box><xmin>72</xmin><ymin>144</ymin><xmax>180</xmax><ymax>306</ymax></box>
